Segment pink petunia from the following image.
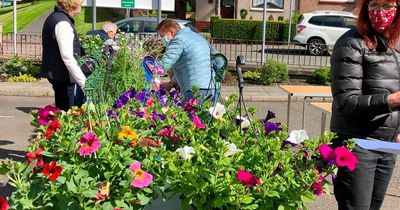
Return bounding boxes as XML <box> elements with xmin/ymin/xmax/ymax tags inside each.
<box><xmin>236</xmin><ymin>170</ymin><xmax>260</xmax><ymax>188</ymax></box>
<box><xmin>334</xmin><ymin>146</ymin><xmax>358</xmax><ymax>171</ymax></box>
<box><xmin>157</xmin><ymin>126</ymin><xmax>174</xmax><ymax>137</ymax></box>
<box><xmin>311</xmin><ymin>173</ymin><xmax>325</xmax><ymax>196</ymax></box>
<box><xmin>129</xmin><ymin>161</ymin><xmax>153</xmax><ymax>188</ymax></box>
<box><xmin>78</xmin><ymin>132</ymin><xmax>101</xmax><ymax>156</ymax></box>
<box><xmin>192</xmin><ymin>114</ymin><xmax>206</xmax><ymax>129</ymax></box>
<box><xmin>38</xmin><ymin>105</ymin><xmax>59</xmax><ymax>125</ymax></box>
<box><xmin>317</xmin><ymin>143</ymin><xmax>335</xmax><ymax>164</ymax></box>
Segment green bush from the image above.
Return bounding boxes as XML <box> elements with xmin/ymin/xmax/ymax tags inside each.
<box><xmin>210</xmin><ymin>16</ymin><xmax>296</xmax><ymax>41</ymax></box>
<box><xmin>261</xmin><ymin>59</ymin><xmax>289</xmax><ymax>85</ymax></box>
<box><xmin>313</xmin><ymin>66</ymin><xmax>331</xmax><ymax>85</ymax></box>
<box><xmin>243</xmin><ymin>71</ymin><xmax>261</xmax><ymax>81</ymax></box>
<box><xmin>2</xmin><ymin>56</ymin><xmax>41</xmax><ymax>78</ymax></box>
<box><xmin>240</xmin><ymin>9</ymin><xmax>248</xmax><ymax>19</ymax></box>
<box><xmin>278</xmin><ymin>16</ymin><xmax>284</xmax><ymax>21</ymax></box>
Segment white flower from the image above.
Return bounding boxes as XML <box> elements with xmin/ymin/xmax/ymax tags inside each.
<box><xmin>176</xmin><ymin>146</ymin><xmax>195</xmax><ymax>160</ymax></box>
<box><xmin>209</xmin><ymin>103</ymin><xmax>226</xmax><ymax>119</ymax></box>
<box><xmin>223</xmin><ymin>141</ymin><xmax>243</xmax><ymax>157</ymax></box>
<box><xmin>286</xmin><ymin>130</ymin><xmax>309</xmax><ymax>145</ymax></box>
<box><xmin>236</xmin><ymin>116</ymin><xmax>250</xmax><ymax>128</ymax></box>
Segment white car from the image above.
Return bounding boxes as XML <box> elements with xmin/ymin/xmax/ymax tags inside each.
<box><xmin>294</xmin><ymin>10</ymin><xmax>357</xmax><ymax>56</ymax></box>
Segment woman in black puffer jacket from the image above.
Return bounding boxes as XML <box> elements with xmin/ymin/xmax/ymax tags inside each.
<box><xmin>330</xmin><ymin>0</ymin><xmax>400</xmax><ymax>209</ymax></box>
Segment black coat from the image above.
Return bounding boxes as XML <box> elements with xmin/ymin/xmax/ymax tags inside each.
<box><xmin>330</xmin><ymin>29</ymin><xmax>400</xmax><ymax>142</ymax></box>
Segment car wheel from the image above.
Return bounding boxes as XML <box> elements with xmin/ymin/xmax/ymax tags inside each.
<box><xmin>307</xmin><ymin>38</ymin><xmax>326</xmax><ymax>56</ymax></box>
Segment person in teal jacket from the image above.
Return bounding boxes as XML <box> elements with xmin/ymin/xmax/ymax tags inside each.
<box><xmin>156</xmin><ymin>18</ymin><xmax>214</xmax><ymax>102</ymax></box>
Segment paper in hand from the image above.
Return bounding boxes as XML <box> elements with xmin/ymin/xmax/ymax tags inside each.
<box><xmin>355</xmin><ymin>138</ymin><xmax>400</xmax><ymax>154</ymax></box>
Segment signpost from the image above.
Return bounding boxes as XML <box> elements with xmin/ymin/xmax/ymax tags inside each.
<box><xmin>121</xmin><ymin>0</ymin><xmax>135</xmax><ymax>8</ymax></box>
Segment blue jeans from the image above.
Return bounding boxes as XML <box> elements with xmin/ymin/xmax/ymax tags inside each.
<box><xmin>332</xmin><ymin>137</ymin><xmax>396</xmax><ymax>210</ymax></box>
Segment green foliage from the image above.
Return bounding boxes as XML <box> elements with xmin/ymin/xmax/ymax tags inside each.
<box><xmin>240</xmin><ymin>9</ymin><xmax>248</xmax><ymax>20</ymax></box>
<box><xmin>261</xmin><ymin>59</ymin><xmax>289</xmax><ymax>85</ymax></box>
<box><xmin>292</xmin><ymin>11</ymin><xmax>302</xmax><ymax>23</ymax></box>
<box><xmin>243</xmin><ymin>71</ymin><xmax>261</xmax><ymax>81</ymax></box>
<box><xmin>211</xmin><ymin>16</ymin><xmax>297</xmax><ymax>41</ymax></box>
<box><xmin>2</xmin><ymin>55</ymin><xmax>41</xmax><ymax>78</ymax></box>
<box><xmin>313</xmin><ymin>66</ymin><xmax>331</xmax><ymax>85</ymax></box>
<box><xmin>7</xmin><ymin>73</ymin><xmax>37</xmax><ymax>82</ymax></box>
<box><xmin>268</xmin><ymin>14</ymin><xmax>274</xmax><ymax>21</ymax></box>
<box><xmin>74</xmin><ymin>7</ymin><xmax>125</xmax><ymax>34</ymax></box>
<box><xmin>80</xmin><ymin>34</ymin><xmax>105</xmax><ymax>55</ymax></box>
<box><xmin>278</xmin><ymin>16</ymin><xmax>284</xmax><ymax>21</ymax></box>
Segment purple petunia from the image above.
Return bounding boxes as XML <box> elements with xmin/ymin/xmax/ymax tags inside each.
<box><xmin>264</xmin><ymin>110</ymin><xmax>276</xmax><ymax>123</ymax></box>
<box><xmin>150</xmin><ymin>111</ymin><xmax>166</xmax><ymax>122</ymax></box>
<box><xmin>106</xmin><ymin>110</ymin><xmax>119</xmax><ymax>119</ymax></box>
<box><xmin>113</xmin><ymin>88</ymin><xmax>137</xmax><ymax>109</ymax></box>
<box><xmin>264</xmin><ymin>121</ymin><xmax>282</xmax><ymax>135</ymax></box>
<box><xmin>136</xmin><ymin>92</ymin><xmax>146</xmax><ymax>103</ymax></box>
<box><xmin>129</xmin><ymin>110</ymin><xmax>145</xmax><ymax>118</ymax></box>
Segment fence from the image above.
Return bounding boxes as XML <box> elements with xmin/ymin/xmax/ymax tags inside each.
<box><xmin>0</xmin><ymin>33</ymin><xmax>331</xmax><ymax>68</ymax></box>
<box><xmin>1</xmin><ymin>33</ymin><xmax>42</xmax><ymax>59</ymax></box>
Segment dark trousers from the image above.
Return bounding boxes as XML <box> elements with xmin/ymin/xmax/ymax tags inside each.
<box><xmin>48</xmin><ymin>79</ymin><xmax>75</xmax><ymax>111</ymax></box>
<box><xmin>332</xmin><ymin>137</ymin><xmax>396</xmax><ymax>210</ymax></box>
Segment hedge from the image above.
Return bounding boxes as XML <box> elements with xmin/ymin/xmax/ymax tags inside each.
<box><xmin>210</xmin><ymin>16</ymin><xmax>296</xmax><ymax>42</ymax></box>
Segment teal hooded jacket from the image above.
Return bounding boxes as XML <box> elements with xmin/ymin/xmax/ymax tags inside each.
<box><xmin>157</xmin><ymin>27</ymin><xmax>213</xmax><ymax>92</ymax></box>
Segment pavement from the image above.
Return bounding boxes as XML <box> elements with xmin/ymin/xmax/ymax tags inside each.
<box><xmin>0</xmin><ymin>78</ymin><xmax>314</xmax><ymax>102</ymax></box>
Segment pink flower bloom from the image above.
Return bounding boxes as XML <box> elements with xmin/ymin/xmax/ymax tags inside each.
<box><xmin>184</xmin><ymin>98</ymin><xmax>200</xmax><ymax>113</ymax></box>
<box><xmin>172</xmin><ymin>134</ymin><xmax>181</xmax><ymax>143</ymax></box>
<box><xmin>317</xmin><ymin>143</ymin><xmax>336</xmax><ymax>164</ymax></box>
<box><xmin>157</xmin><ymin>126</ymin><xmax>174</xmax><ymax>137</ymax></box>
<box><xmin>129</xmin><ymin>161</ymin><xmax>153</xmax><ymax>188</ymax></box>
<box><xmin>26</xmin><ymin>148</ymin><xmax>44</xmax><ymax>169</ymax></box>
<box><xmin>334</xmin><ymin>146</ymin><xmax>358</xmax><ymax>171</ymax></box>
<box><xmin>145</xmin><ymin>98</ymin><xmax>155</xmax><ymax>107</ymax></box>
<box><xmin>192</xmin><ymin>114</ymin><xmax>206</xmax><ymax>129</ymax></box>
<box><xmin>38</xmin><ymin>105</ymin><xmax>59</xmax><ymax>125</ymax></box>
<box><xmin>311</xmin><ymin>173</ymin><xmax>325</xmax><ymax>196</ymax></box>
<box><xmin>78</xmin><ymin>132</ymin><xmax>101</xmax><ymax>156</ymax></box>
<box><xmin>236</xmin><ymin>170</ymin><xmax>260</xmax><ymax>188</ymax></box>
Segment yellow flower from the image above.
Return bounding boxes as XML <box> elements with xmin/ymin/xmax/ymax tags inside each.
<box><xmin>118</xmin><ymin>126</ymin><xmax>138</xmax><ymax>140</ymax></box>
<box><xmin>130</xmin><ymin>138</ymin><xmax>139</xmax><ymax>148</ymax></box>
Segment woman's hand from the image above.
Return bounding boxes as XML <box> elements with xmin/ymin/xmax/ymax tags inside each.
<box><xmin>388</xmin><ymin>92</ymin><xmax>400</xmax><ymax>109</ymax></box>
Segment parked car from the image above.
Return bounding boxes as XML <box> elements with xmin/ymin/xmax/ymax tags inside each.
<box><xmin>294</xmin><ymin>10</ymin><xmax>357</xmax><ymax>56</ymax></box>
<box><xmin>115</xmin><ymin>17</ymin><xmax>195</xmax><ymax>35</ymax></box>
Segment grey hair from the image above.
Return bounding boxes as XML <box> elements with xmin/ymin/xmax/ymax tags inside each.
<box><xmin>102</xmin><ymin>22</ymin><xmax>118</xmax><ymax>33</ymax></box>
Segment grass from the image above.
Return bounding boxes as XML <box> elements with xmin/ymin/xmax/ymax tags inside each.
<box><xmin>74</xmin><ymin>7</ymin><xmax>124</xmax><ymax>34</ymax></box>
<box><xmin>0</xmin><ymin>0</ymin><xmax>55</xmax><ymax>32</ymax></box>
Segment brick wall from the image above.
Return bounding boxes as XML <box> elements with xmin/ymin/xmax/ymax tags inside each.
<box><xmin>299</xmin><ymin>0</ymin><xmax>362</xmax><ymax>15</ymax></box>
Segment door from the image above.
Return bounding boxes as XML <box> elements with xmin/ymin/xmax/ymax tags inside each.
<box><xmin>221</xmin><ymin>0</ymin><xmax>235</xmax><ymax>19</ymax></box>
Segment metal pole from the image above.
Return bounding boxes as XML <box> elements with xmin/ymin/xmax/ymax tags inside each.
<box><xmin>126</xmin><ymin>9</ymin><xmax>130</xmax><ymax>18</ymax></box>
<box><xmin>92</xmin><ymin>0</ymin><xmax>96</xmax><ymax>30</ymax></box>
<box><xmin>13</xmin><ymin>0</ymin><xmax>16</xmax><ymax>55</ymax></box>
<box><xmin>288</xmin><ymin>0</ymin><xmax>293</xmax><ymax>44</ymax></box>
<box><xmin>217</xmin><ymin>0</ymin><xmax>221</xmax><ymax>16</ymax></box>
<box><xmin>261</xmin><ymin>0</ymin><xmax>267</xmax><ymax>65</ymax></box>
<box><xmin>157</xmin><ymin>0</ymin><xmax>162</xmax><ymax>23</ymax></box>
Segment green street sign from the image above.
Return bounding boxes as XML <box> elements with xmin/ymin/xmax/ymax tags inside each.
<box><xmin>121</xmin><ymin>0</ymin><xmax>135</xmax><ymax>8</ymax></box>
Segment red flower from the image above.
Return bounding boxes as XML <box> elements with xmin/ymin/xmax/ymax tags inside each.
<box><xmin>140</xmin><ymin>138</ymin><xmax>163</xmax><ymax>148</ymax></box>
<box><xmin>0</xmin><ymin>196</ymin><xmax>8</xmax><ymax>210</ymax></box>
<box><xmin>157</xmin><ymin>126</ymin><xmax>174</xmax><ymax>138</ymax></box>
<box><xmin>26</xmin><ymin>148</ymin><xmax>44</xmax><ymax>169</ymax></box>
<box><xmin>42</xmin><ymin>161</ymin><xmax>62</xmax><ymax>181</ymax></box>
<box><xmin>334</xmin><ymin>146</ymin><xmax>358</xmax><ymax>171</ymax></box>
<box><xmin>236</xmin><ymin>170</ymin><xmax>260</xmax><ymax>188</ymax></box>
<box><xmin>172</xmin><ymin>134</ymin><xmax>181</xmax><ymax>143</ymax></box>
<box><xmin>45</xmin><ymin>121</ymin><xmax>62</xmax><ymax>140</ymax></box>
<box><xmin>311</xmin><ymin>173</ymin><xmax>325</xmax><ymax>196</ymax></box>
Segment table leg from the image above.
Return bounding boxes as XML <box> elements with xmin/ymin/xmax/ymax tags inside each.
<box><xmin>287</xmin><ymin>94</ymin><xmax>291</xmax><ymax>131</ymax></box>
<box><xmin>302</xmin><ymin>96</ymin><xmax>308</xmax><ymax>130</ymax></box>
<box><xmin>321</xmin><ymin>112</ymin><xmax>327</xmax><ymax>136</ymax></box>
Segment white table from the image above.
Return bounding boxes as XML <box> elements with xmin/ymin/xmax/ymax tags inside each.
<box><xmin>310</xmin><ymin>102</ymin><xmax>332</xmax><ymax>136</ymax></box>
<box><xmin>279</xmin><ymin>85</ymin><xmax>332</xmax><ymax>130</ymax></box>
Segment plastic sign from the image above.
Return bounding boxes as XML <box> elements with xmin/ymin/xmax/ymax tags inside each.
<box><xmin>82</xmin><ymin>0</ymin><xmax>175</xmax><ymax>11</ymax></box>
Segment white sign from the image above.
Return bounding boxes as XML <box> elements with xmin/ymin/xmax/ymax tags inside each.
<box><xmin>82</xmin><ymin>0</ymin><xmax>175</xmax><ymax>11</ymax></box>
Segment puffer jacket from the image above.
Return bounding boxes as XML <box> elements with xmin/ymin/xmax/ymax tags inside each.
<box><xmin>330</xmin><ymin>29</ymin><xmax>400</xmax><ymax>142</ymax></box>
<box><xmin>157</xmin><ymin>27</ymin><xmax>213</xmax><ymax>92</ymax></box>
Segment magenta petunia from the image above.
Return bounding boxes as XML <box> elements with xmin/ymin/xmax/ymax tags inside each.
<box><xmin>334</xmin><ymin>146</ymin><xmax>358</xmax><ymax>171</ymax></box>
<box><xmin>78</xmin><ymin>132</ymin><xmax>101</xmax><ymax>156</ymax></box>
<box><xmin>236</xmin><ymin>170</ymin><xmax>260</xmax><ymax>188</ymax></box>
<box><xmin>317</xmin><ymin>143</ymin><xmax>335</xmax><ymax>163</ymax></box>
<box><xmin>38</xmin><ymin>105</ymin><xmax>59</xmax><ymax>125</ymax></box>
<box><xmin>311</xmin><ymin>173</ymin><xmax>325</xmax><ymax>196</ymax></box>
<box><xmin>157</xmin><ymin>126</ymin><xmax>174</xmax><ymax>137</ymax></box>
<box><xmin>192</xmin><ymin>114</ymin><xmax>206</xmax><ymax>129</ymax></box>
<box><xmin>129</xmin><ymin>161</ymin><xmax>153</xmax><ymax>188</ymax></box>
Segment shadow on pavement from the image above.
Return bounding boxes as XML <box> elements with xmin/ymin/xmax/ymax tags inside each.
<box><xmin>16</xmin><ymin>107</ymin><xmax>39</xmax><ymax>114</ymax></box>
<box><xmin>0</xmin><ymin>140</ymin><xmax>26</xmax><ymax>162</ymax></box>
<box><xmin>0</xmin><ymin>183</ymin><xmax>14</xmax><ymax>197</ymax></box>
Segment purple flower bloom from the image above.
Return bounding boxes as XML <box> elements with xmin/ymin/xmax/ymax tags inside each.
<box><xmin>106</xmin><ymin>110</ymin><xmax>119</xmax><ymax>119</ymax></box>
<box><xmin>281</xmin><ymin>140</ymin><xmax>297</xmax><ymax>148</ymax></box>
<box><xmin>272</xmin><ymin>163</ymin><xmax>283</xmax><ymax>176</ymax></box>
<box><xmin>124</xmin><ymin>88</ymin><xmax>136</xmax><ymax>99</ymax></box>
<box><xmin>173</xmin><ymin>98</ymin><xmax>183</xmax><ymax>107</ymax></box>
<box><xmin>129</xmin><ymin>110</ymin><xmax>145</xmax><ymax>118</ymax></box>
<box><xmin>264</xmin><ymin>110</ymin><xmax>276</xmax><ymax>123</ymax></box>
<box><xmin>184</xmin><ymin>98</ymin><xmax>199</xmax><ymax>114</ymax></box>
<box><xmin>136</xmin><ymin>92</ymin><xmax>146</xmax><ymax>102</ymax></box>
<box><xmin>150</xmin><ymin>111</ymin><xmax>166</xmax><ymax>122</ymax></box>
<box><xmin>157</xmin><ymin>88</ymin><xmax>167</xmax><ymax>97</ymax></box>
<box><xmin>264</xmin><ymin>121</ymin><xmax>282</xmax><ymax>135</ymax></box>
<box><xmin>169</xmin><ymin>90</ymin><xmax>179</xmax><ymax>98</ymax></box>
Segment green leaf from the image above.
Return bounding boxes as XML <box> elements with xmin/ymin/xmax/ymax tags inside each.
<box><xmin>41</xmin><ymin>151</ymin><xmax>56</xmax><ymax>157</ymax></box>
<box><xmin>213</xmin><ymin>197</ymin><xmax>224</xmax><ymax>207</ymax></box>
<box><xmin>168</xmin><ymin>163</ymin><xmax>177</xmax><ymax>172</ymax></box>
<box><xmin>301</xmin><ymin>191</ymin><xmax>315</xmax><ymax>203</ymax></box>
<box><xmin>115</xmin><ymin>200</ymin><xmax>129</xmax><ymax>208</ymax></box>
<box><xmin>24</xmin><ymin>159</ymin><xmax>37</xmax><ymax>175</ymax></box>
<box><xmin>137</xmin><ymin>193</ymin><xmax>151</xmax><ymax>205</ymax></box>
<box><xmin>143</xmin><ymin>187</ymin><xmax>153</xmax><ymax>194</ymax></box>
<box><xmin>182</xmin><ymin>196</ymin><xmax>192</xmax><ymax>210</ymax></box>
<box><xmin>266</xmin><ymin>190</ymin><xmax>280</xmax><ymax>198</ymax></box>
<box><xmin>240</xmin><ymin>196</ymin><xmax>254</xmax><ymax>204</ymax></box>
<box><xmin>57</xmin><ymin>176</ymin><xmax>66</xmax><ymax>184</ymax></box>
<box><xmin>66</xmin><ymin>179</ymin><xmax>78</xmax><ymax>193</ymax></box>
<box><xmin>278</xmin><ymin>205</ymin><xmax>285</xmax><ymax>210</ymax></box>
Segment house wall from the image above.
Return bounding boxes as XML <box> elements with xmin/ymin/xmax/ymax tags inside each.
<box><xmin>299</xmin><ymin>0</ymin><xmax>362</xmax><ymax>15</ymax></box>
<box><xmin>195</xmin><ymin>0</ymin><xmax>215</xmax><ymax>21</ymax></box>
<box><xmin>237</xmin><ymin>0</ymin><xmax>296</xmax><ymax>21</ymax></box>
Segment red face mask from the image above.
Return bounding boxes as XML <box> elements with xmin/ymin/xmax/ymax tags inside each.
<box><xmin>368</xmin><ymin>8</ymin><xmax>397</xmax><ymax>33</ymax></box>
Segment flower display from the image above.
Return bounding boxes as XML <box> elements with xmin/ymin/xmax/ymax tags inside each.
<box><xmin>176</xmin><ymin>146</ymin><xmax>195</xmax><ymax>160</ymax></box>
<box><xmin>191</xmin><ymin>114</ymin><xmax>206</xmax><ymax>129</ymax></box>
<box><xmin>26</xmin><ymin>148</ymin><xmax>44</xmax><ymax>169</ymax></box>
<box><xmin>129</xmin><ymin>161</ymin><xmax>153</xmax><ymax>188</ymax></box>
<box><xmin>317</xmin><ymin>143</ymin><xmax>335</xmax><ymax>164</ymax></box>
<box><xmin>311</xmin><ymin>173</ymin><xmax>325</xmax><ymax>196</ymax></box>
<box><xmin>42</xmin><ymin>161</ymin><xmax>62</xmax><ymax>181</ymax></box>
<box><xmin>264</xmin><ymin>121</ymin><xmax>282</xmax><ymax>135</ymax></box>
<box><xmin>235</xmin><ymin>116</ymin><xmax>251</xmax><ymax>129</ymax></box>
<box><xmin>334</xmin><ymin>146</ymin><xmax>358</xmax><ymax>171</ymax></box>
<box><xmin>209</xmin><ymin>103</ymin><xmax>226</xmax><ymax>119</ymax></box>
<box><xmin>92</xmin><ymin>182</ymin><xmax>110</xmax><ymax>202</ymax></box>
<box><xmin>223</xmin><ymin>141</ymin><xmax>243</xmax><ymax>157</ymax></box>
<box><xmin>37</xmin><ymin>105</ymin><xmax>59</xmax><ymax>125</ymax></box>
<box><xmin>118</xmin><ymin>126</ymin><xmax>138</xmax><ymax>140</ymax></box>
<box><xmin>45</xmin><ymin>120</ymin><xmax>62</xmax><ymax>140</ymax></box>
<box><xmin>78</xmin><ymin>132</ymin><xmax>101</xmax><ymax>156</ymax></box>
<box><xmin>0</xmin><ymin>196</ymin><xmax>8</xmax><ymax>210</ymax></box>
<box><xmin>236</xmin><ymin>170</ymin><xmax>261</xmax><ymax>188</ymax></box>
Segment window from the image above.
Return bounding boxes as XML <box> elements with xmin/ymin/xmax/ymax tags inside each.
<box><xmin>324</xmin><ymin>16</ymin><xmax>343</xmax><ymax>28</ymax></box>
<box><xmin>344</xmin><ymin>17</ymin><xmax>357</xmax><ymax>29</ymax></box>
<box><xmin>319</xmin><ymin>0</ymin><xmax>355</xmax><ymax>2</ymax></box>
<box><xmin>118</xmin><ymin>21</ymin><xmax>140</xmax><ymax>33</ymax></box>
<box><xmin>143</xmin><ymin>21</ymin><xmax>158</xmax><ymax>32</ymax></box>
<box><xmin>252</xmin><ymin>0</ymin><xmax>284</xmax><ymax>10</ymax></box>
<box><xmin>222</xmin><ymin>0</ymin><xmax>234</xmax><ymax>6</ymax></box>
<box><xmin>308</xmin><ymin>16</ymin><xmax>324</xmax><ymax>26</ymax></box>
